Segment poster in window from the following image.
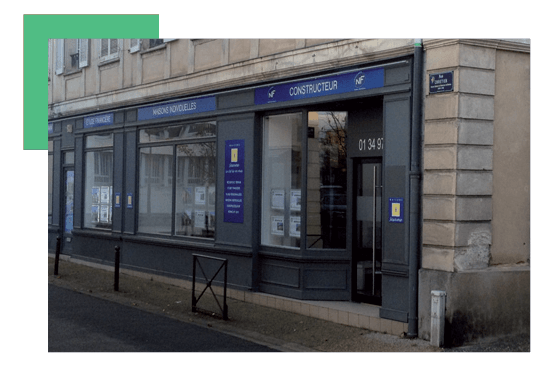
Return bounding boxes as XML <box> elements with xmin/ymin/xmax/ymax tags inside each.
<box><xmin>91</xmin><ymin>187</ymin><xmax>100</xmax><ymax>204</ymax></box>
<box><xmin>195</xmin><ymin>210</ymin><xmax>206</xmax><ymax>229</ymax></box>
<box><xmin>100</xmin><ymin>205</ymin><xmax>109</xmax><ymax>222</ymax></box>
<box><xmin>271</xmin><ymin>190</ymin><xmax>285</xmax><ymax>210</ymax></box>
<box><xmin>271</xmin><ymin>216</ymin><xmax>284</xmax><ymax>235</ymax></box>
<box><xmin>91</xmin><ymin>205</ymin><xmax>99</xmax><ymax>223</ymax></box>
<box><xmin>195</xmin><ymin>187</ymin><xmax>206</xmax><ymax>205</ymax></box>
<box><xmin>290</xmin><ymin>190</ymin><xmax>301</xmax><ymax>211</ymax></box>
<box><xmin>101</xmin><ymin>186</ymin><xmax>110</xmax><ymax>204</ymax></box>
<box><xmin>289</xmin><ymin>216</ymin><xmax>301</xmax><ymax>237</ymax></box>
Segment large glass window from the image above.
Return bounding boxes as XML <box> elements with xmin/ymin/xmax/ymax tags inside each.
<box><xmin>175</xmin><ymin>143</ymin><xmax>216</xmax><ymax>237</ymax></box>
<box><xmin>261</xmin><ymin>113</ymin><xmax>302</xmax><ymax>248</ymax></box>
<box><xmin>307</xmin><ymin>112</ymin><xmax>347</xmax><ymax>249</ymax></box>
<box><xmin>261</xmin><ymin>111</ymin><xmax>347</xmax><ymax>250</ymax></box>
<box><xmin>138</xmin><ymin>121</ymin><xmax>216</xmax><ymax>239</ymax></box>
<box><xmin>139</xmin><ymin>146</ymin><xmax>174</xmax><ymax>234</ymax></box>
<box><xmin>84</xmin><ymin>133</ymin><xmax>113</xmax><ymax>230</ymax></box>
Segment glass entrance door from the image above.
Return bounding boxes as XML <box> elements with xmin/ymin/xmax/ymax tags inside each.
<box><xmin>352</xmin><ymin>159</ymin><xmax>382</xmax><ymax>304</ymax></box>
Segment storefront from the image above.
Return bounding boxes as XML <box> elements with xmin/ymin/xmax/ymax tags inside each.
<box><xmin>49</xmin><ymin>54</ymin><xmax>421</xmax><ymax>327</ymax></box>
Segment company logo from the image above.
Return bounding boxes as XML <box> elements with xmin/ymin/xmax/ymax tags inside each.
<box><xmin>267</xmin><ymin>87</ymin><xmax>276</xmax><ymax>99</ymax></box>
<box><xmin>354</xmin><ymin>72</ymin><xmax>365</xmax><ymax>88</ymax></box>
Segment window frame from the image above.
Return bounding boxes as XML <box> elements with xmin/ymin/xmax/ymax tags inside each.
<box><xmin>99</xmin><ymin>39</ymin><xmax>120</xmax><ymax>63</ymax></box>
<box><xmin>130</xmin><ymin>38</ymin><xmax>176</xmax><ymax>53</ymax></box>
<box><xmin>54</xmin><ymin>39</ymin><xmax>90</xmax><ymax>75</ymax></box>
<box><xmin>260</xmin><ymin>108</ymin><xmax>349</xmax><ymax>254</ymax></box>
<box><xmin>83</xmin><ymin>132</ymin><xmax>114</xmax><ymax>231</ymax></box>
<box><xmin>260</xmin><ymin>111</ymin><xmax>304</xmax><ymax>250</ymax></box>
<box><xmin>137</xmin><ymin>120</ymin><xmax>217</xmax><ymax>240</ymax></box>
<box><xmin>48</xmin><ymin>140</ymin><xmax>54</xmax><ymax>225</ymax></box>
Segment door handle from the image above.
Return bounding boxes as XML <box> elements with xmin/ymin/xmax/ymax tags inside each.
<box><xmin>372</xmin><ymin>165</ymin><xmax>377</xmax><ymax>295</ymax></box>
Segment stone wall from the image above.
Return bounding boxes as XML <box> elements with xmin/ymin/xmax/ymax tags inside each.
<box><xmin>419</xmin><ymin>39</ymin><xmax>530</xmax><ymax>344</ymax></box>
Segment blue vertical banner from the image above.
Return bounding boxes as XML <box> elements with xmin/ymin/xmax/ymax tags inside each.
<box><xmin>224</xmin><ymin>140</ymin><xmax>245</xmax><ymax>223</ymax></box>
<box><xmin>65</xmin><ymin>171</ymin><xmax>74</xmax><ymax>232</ymax></box>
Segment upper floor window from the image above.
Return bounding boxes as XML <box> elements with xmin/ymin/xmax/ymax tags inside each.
<box><xmin>99</xmin><ymin>39</ymin><xmax>120</xmax><ymax>62</ymax></box>
<box><xmin>129</xmin><ymin>39</ymin><xmax>177</xmax><ymax>53</ymax></box>
<box><xmin>55</xmin><ymin>39</ymin><xmax>89</xmax><ymax>75</ymax></box>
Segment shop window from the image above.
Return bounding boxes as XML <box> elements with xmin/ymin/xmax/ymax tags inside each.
<box><xmin>139</xmin><ymin>146</ymin><xmax>174</xmax><ymax>234</ymax></box>
<box><xmin>48</xmin><ymin>140</ymin><xmax>53</xmax><ymax>225</ymax></box>
<box><xmin>175</xmin><ymin>143</ymin><xmax>216</xmax><ymax>237</ymax></box>
<box><xmin>261</xmin><ymin>113</ymin><xmax>302</xmax><ymax>248</ymax></box>
<box><xmin>261</xmin><ymin>112</ymin><xmax>348</xmax><ymax>250</ymax></box>
<box><xmin>307</xmin><ymin>112</ymin><xmax>347</xmax><ymax>249</ymax></box>
<box><xmin>138</xmin><ymin>121</ymin><xmax>216</xmax><ymax>238</ymax></box>
<box><xmin>84</xmin><ymin>133</ymin><xmax>114</xmax><ymax>230</ymax></box>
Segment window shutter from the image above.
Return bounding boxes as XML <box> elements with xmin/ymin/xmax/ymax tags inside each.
<box><xmin>130</xmin><ymin>39</ymin><xmax>141</xmax><ymax>53</ymax></box>
<box><xmin>55</xmin><ymin>39</ymin><xmax>64</xmax><ymax>75</ymax></box>
<box><xmin>79</xmin><ymin>39</ymin><xmax>89</xmax><ymax>68</ymax></box>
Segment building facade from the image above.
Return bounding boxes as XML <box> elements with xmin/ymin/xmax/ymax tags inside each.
<box><xmin>48</xmin><ymin>38</ymin><xmax>530</xmax><ymax>344</ymax></box>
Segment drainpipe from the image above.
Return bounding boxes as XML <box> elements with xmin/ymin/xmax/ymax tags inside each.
<box><xmin>408</xmin><ymin>39</ymin><xmax>423</xmax><ymax>338</ymax></box>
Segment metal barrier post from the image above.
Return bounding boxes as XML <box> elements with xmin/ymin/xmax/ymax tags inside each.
<box><xmin>114</xmin><ymin>245</ymin><xmax>120</xmax><ymax>291</ymax></box>
<box><xmin>191</xmin><ymin>254</ymin><xmax>228</xmax><ymax>320</ymax></box>
<box><xmin>54</xmin><ymin>236</ymin><xmax>61</xmax><ymax>276</ymax></box>
<box><xmin>192</xmin><ymin>255</ymin><xmax>197</xmax><ymax>313</ymax></box>
<box><xmin>223</xmin><ymin>259</ymin><xmax>228</xmax><ymax>320</ymax></box>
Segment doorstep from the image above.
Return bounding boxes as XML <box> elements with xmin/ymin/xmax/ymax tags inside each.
<box><xmin>237</xmin><ymin>291</ymin><xmax>407</xmax><ymax>336</ymax></box>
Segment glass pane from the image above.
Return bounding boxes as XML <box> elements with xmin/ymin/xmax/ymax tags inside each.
<box><xmin>175</xmin><ymin>143</ymin><xmax>216</xmax><ymax>238</ymax></box>
<box><xmin>140</xmin><ymin>122</ymin><xmax>216</xmax><ymax>143</ymax></box>
<box><xmin>138</xmin><ymin>146</ymin><xmax>174</xmax><ymax>235</ymax></box>
<box><xmin>100</xmin><ymin>39</ymin><xmax>109</xmax><ymax>57</ymax></box>
<box><xmin>48</xmin><ymin>154</ymin><xmax>53</xmax><ymax>225</ymax></box>
<box><xmin>261</xmin><ymin>113</ymin><xmax>302</xmax><ymax>248</ymax></box>
<box><xmin>307</xmin><ymin>112</ymin><xmax>347</xmax><ymax>249</ymax></box>
<box><xmin>64</xmin><ymin>151</ymin><xmax>74</xmax><ymax>165</ymax></box>
<box><xmin>86</xmin><ymin>133</ymin><xmax>113</xmax><ymax>148</ymax></box>
<box><xmin>84</xmin><ymin>150</ymin><xmax>113</xmax><ymax>230</ymax></box>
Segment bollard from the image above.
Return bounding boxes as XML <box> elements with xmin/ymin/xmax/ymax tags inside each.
<box><xmin>114</xmin><ymin>245</ymin><xmax>120</xmax><ymax>291</ymax></box>
<box><xmin>54</xmin><ymin>236</ymin><xmax>61</xmax><ymax>276</ymax></box>
<box><xmin>430</xmin><ymin>290</ymin><xmax>446</xmax><ymax>347</ymax></box>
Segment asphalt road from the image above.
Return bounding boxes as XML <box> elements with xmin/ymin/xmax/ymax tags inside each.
<box><xmin>48</xmin><ymin>284</ymin><xmax>277</xmax><ymax>352</ymax></box>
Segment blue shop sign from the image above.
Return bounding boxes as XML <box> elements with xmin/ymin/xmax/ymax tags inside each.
<box><xmin>224</xmin><ymin>139</ymin><xmax>245</xmax><ymax>223</ymax></box>
<box><xmin>255</xmin><ymin>67</ymin><xmax>384</xmax><ymax>105</ymax></box>
<box><xmin>84</xmin><ymin>112</ymin><xmax>114</xmax><ymax>128</ymax></box>
<box><xmin>138</xmin><ymin>96</ymin><xmax>216</xmax><ymax>121</ymax></box>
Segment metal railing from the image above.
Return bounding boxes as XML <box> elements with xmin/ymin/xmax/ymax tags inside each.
<box><xmin>192</xmin><ymin>254</ymin><xmax>228</xmax><ymax>320</ymax></box>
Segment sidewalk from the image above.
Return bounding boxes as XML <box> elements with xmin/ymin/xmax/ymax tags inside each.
<box><xmin>47</xmin><ymin>255</ymin><xmax>527</xmax><ymax>352</ymax></box>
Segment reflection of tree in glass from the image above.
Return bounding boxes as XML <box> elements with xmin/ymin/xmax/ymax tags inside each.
<box><xmin>319</xmin><ymin>112</ymin><xmax>347</xmax><ymax>186</ymax></box>
<box><xmin>177</xmin><ymin>142</ymin><xmax>216</xmax><ymax>185</ymax></box>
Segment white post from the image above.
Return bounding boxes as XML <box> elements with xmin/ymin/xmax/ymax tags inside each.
<box><xmin>430</xmin><ymin>290</ymin><xmax>446</xmax><ymax>347</ymax></box>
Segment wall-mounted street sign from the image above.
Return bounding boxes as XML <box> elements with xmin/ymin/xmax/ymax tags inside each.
<box><xmin>429</xmin><ymin>71</ymin><xmax>454</xmax><ymax>94</ymax></box>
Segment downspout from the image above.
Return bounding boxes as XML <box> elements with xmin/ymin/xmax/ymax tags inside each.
<box><xmin>408</xmin><ymin>39</ymin><xmax>424</xmax><ymax>338</ymax></box>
